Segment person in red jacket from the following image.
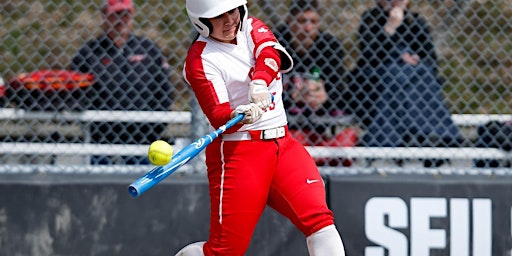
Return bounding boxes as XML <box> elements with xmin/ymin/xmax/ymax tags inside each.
<box><xmin>175</xmin><ymin>0</ymin><xmax>346</xmax><ymax>255</ymax></box>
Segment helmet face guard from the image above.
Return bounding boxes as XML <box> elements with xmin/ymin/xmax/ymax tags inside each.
<box><xmin>186</xmin><ymin>0</ymin><xmax>248</xmax><ymax>37</ymax></box>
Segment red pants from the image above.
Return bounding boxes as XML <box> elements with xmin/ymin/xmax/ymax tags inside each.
<box><xmin>203</xmin><ymin>132</ymin><xmax>334</xmax><ymax>256</ymax></box>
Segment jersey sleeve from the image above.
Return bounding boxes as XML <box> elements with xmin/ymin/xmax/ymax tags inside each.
<box><xmin>183</xmin><ymin>41</ymin><xmax>243</xmax><ymax>131</ymax></box>
<box><xmin>248</xmin><ymin>17</ymin><xmax>293</xmax><ymax>73</ymax></box>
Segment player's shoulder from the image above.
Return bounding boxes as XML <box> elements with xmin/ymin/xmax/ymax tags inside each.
<box><xmin>188</xmin><ymin>39</ymin><xmax>208</xmax><ymax>54</ymax></box>
<box><xmin>185</xmin><ymin>40</ymin><xmax>208</xmax><ymax>63</ymax></box>
<box><xmin>247</xmin><ymin>16</ymin><xmax>262</xmax><ymax>22</ymax></box>
<box><xmin>247</xmin><ymin>16</ymin><xmax>268</xmax><ymax>27</ymax></box>
<box><xmin>246</xmin><ymin>16</ymin><xmax>275</xmax><ymax>40</ymax></box>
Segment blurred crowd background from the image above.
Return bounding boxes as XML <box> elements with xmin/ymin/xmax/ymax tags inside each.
<box><xmin>1</xmin><ymin>0</ymin><xmax>511</xmax><ymax>169</ymax></box>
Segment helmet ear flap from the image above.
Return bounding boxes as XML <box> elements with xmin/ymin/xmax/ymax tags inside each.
<box><xmin>199</xmin><ymin>17</ymin><xmax>213</xmax><ymax>36</ymax></box>
<box><xmin>189</xmin><ymin>16</ymin><xmax>211</xmax><ymax>37</ymax></box>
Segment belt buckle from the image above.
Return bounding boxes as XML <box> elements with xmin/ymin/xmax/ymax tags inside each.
<box><xmin>261</xmin><ymin>127</ymin><xmax>285</xmax><ymax>140</ymax></box>
<box><xmin>261</xmin><ymin>128</ymin><xmax>276</xmax><ymax>140</ymax></box>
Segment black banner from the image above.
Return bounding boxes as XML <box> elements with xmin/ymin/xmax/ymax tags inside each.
<box><xmin>329</xmin><ymin>174</ymin><xmax>512</xmax><ymax>256</ymax></box>
<box><xmin>0</xmin><ymin>173</ymin><xmax>306</xmax><ymax>256</ymax></box>
<box><xmin>4</xmin><ymin>172</ymin><xmax>512</xmax><ymax>255</ymax></box>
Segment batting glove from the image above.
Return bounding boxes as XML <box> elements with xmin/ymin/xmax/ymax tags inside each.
<box><xmin>248</xmin><ymin>79</ymin><xmax>272</xmax><ymax>109</ymax></box>
<box><xmin>235</xmin><ymin>103</ymin><xmax>263</xmax><ymax>124</ymax></box>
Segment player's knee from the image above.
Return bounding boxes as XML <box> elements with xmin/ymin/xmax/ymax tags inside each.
<box><xmin>300</xmin><ymin>210</ymin><xmax>335</xmax><ymax>237</ymax></box>
<box><xmin>174</xmin><ymin>241</ymin><xmax>205</xmax><ymax>256</ymax></box>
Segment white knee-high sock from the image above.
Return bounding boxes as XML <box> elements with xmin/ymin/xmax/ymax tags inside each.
<box><xmin>174</xmin><ymin>241</ymin><xmax>205</xmax><ymax>256</ymax></box>
<box><xmin>306</xmin><ymin>225</ymin><xmax>346</xmax><ymax>256</ymax></box>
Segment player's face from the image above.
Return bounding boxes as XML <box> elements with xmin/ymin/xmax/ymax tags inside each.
<box><xmin>209</xmin><ymin>8</ymin><xmax>240</xmax><ymax>43</ymax></box>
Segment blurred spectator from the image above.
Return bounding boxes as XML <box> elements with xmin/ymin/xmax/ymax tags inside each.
<box><xmin>350</xmin><ymin>0</ymin><xmax>464</xmax><ymax>154</ymax></box>
<box><xmin>275</xmin><ymin>0</ymin><xmax>357</xmax><ymax>166</ymax></box>
<box><xmin>70</xmin><ymin>0</ymin><xmax>173</xmax><ymax>165</ymax></box>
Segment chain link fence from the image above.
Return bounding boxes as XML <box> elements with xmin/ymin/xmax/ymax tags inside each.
<box><xmin>1</xmin><ymin>0</ymin><xmax>511</xmax><ymax>171</ymax></box>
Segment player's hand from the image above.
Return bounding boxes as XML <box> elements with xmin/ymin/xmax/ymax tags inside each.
<box><xmin>234</xmin><ymin>103</ymin><xmax>263</xmax><ymax>124</ymax></box>
<box><xmin>248</xmin><ymin>79</ymin><xmax>272</xmax><ymax>109</ymax></box>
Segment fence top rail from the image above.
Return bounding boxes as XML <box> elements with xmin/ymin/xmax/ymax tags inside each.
<box><xmin>0</xmin><ymin>108</ymin><xmax>191</xmax><ymax>123</ymax></box>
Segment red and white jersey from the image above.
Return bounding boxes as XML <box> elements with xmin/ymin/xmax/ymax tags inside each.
<box><xmin>183</xmin><ymin>16</ymin><xmax>293</xmax><ymax>132</ymax></box>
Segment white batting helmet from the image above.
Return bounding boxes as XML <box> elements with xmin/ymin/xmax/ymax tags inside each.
<box><xmin>186</xmin><ymin>0</ymin><xmax>248</xmax><ymax>37</ymax></box>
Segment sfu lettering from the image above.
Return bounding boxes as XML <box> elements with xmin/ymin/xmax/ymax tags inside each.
<box><xmin>364</xmin><ymin>197</ymin><xmax>492</xmax><ymax>256</ymax></box>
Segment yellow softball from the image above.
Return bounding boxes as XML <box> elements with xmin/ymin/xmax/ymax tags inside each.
<box><xmin>148</xmin><ymin>140</ymin><xmax>173</xmax><ymax>166</ymax></box>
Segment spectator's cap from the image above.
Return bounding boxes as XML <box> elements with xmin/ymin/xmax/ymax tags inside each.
<box><xmin>103</xmin><ymin>0</ymin><xmax>134</xmax><ymax>15</ymax></box>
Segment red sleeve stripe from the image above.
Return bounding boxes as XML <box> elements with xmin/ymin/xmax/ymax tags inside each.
<box><xmin>185</xmin><ymin>42</ymin><xmax>235</xmax><ymax>129</ymax></box>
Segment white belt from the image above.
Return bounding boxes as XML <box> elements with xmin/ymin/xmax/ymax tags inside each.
<box><xmin>222</xmin><ymin>126</ymin><xmax>286</xmax><ymax>141</ymax></box>
<box><xmin>222</xmin><ymin>132</ymin><xmax>252</xmax><ymax>141</ymax></box>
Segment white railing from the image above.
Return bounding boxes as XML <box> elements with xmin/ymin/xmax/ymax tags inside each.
<box><xmin>305</xmin><ymin>146</ymin><xmax>512</xmax><ymax>160</ymax></box>
<box><xmin>0</xmin><ymin>108</ymin><xmax>194</xmax><ymax>173</ymax></box>
<box><xmin>451</xmin><ymin>114</ymin><xmax>512</xmax><ymax>127</ymax></box>
<box><xmin>0</xmin><ymin>142</ymin><xmax>148</xmax><ymax>155</ymax></box>
<box><xmin>0</xmin><ymin>108</ymin><xmax>191</xmax><ymax>123</ymax></box>
<box><xmin>1</xmin><ymin>109</ymin><xmax>510</xmax><ymax>171</ymax></box>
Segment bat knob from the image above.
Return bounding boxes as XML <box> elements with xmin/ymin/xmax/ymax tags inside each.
<box><xmin>128</xmin><ymin>186</ymin><xmax>139</xmax><ymax>198</ymax></box>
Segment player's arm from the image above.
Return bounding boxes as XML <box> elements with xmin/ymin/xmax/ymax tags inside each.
<box><xmin>247</xmin><ymin>17</ymin><xmax>294</xmax><ymax>108</ymax></box>
<box><xmin>249</xmin><ymin>17</ymin><xmax>293</xmax><ymax>73</ymax></box>
<box><xmin>183</xmin><ymin>47</ymin><xmax>243</xmax><ymax>131</ymax></box>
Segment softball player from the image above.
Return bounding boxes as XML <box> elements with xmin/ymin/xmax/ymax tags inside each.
<box><xmin>176</xmin><ymin>0</ymin><xmax>346</xmax><ymax>255</ymax></box>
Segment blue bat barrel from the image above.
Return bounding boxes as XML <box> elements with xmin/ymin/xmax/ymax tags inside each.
<box><xmin>128</xmin><ymin>113</ymin><xmax>244</xmax><ymax>198</ymax></box>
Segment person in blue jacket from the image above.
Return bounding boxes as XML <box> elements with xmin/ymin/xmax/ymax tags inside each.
<box><xmin>352</xmin><ymin>0</ymin><xmax>464</xmax><ymax>154</ymax></box>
